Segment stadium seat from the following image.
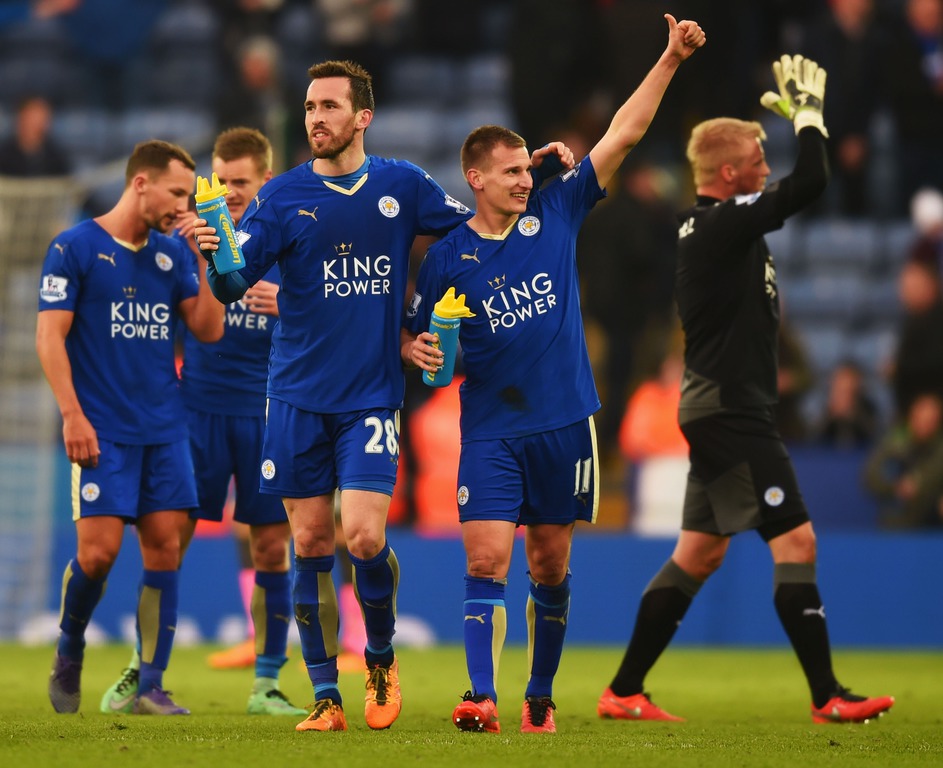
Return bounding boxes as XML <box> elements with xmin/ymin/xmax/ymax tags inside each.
<box><xmin>779</xmin><ymin>273</ymin><xmax>866</xmax><ymax>324</ymax></box>
<box><xmin>50</xmin><ymin>108</ymin><xmax>117</xmax><ymax>171</ymax></box>
<box><xmin>366</xmin><ymin>105</ymin><xmax>447</xmax><ymax>163</ymax></box>
<box><xmin>847</xmin><ymin>328</ymin><xmax>898</xmax><ymax>377</ymax></box>
<box><xmin>802</xmin><ymin>218</ymin><xmax>882</xmax><ymax>274</ymax></box>
<box><xmin>387</xmin><ymin>56</ymin><xmax>459</xmax><ymax>105</ymax></box>
<box><xmin>878</xmin><ymin>219</ymin><xmax>918</xmax><ymax>275</ymax></box>
<box><xmin>461</xmin><ymin>54</ymin><xmax>510</xmax><ymax>104</ymax></box>
<box><xmin>147</xmin><ymin>0</ymin><xmax>219</xmax><ymax>48</ymax></box>
<box><xmin>765</xmin><ymin>219</ymin><xmax>802</xmax><ymax>276</ymax></box>
<box><xmin>792</xmin><ymin>322</ymin><xmax>848</xmax><ymax>377</ymax></box>
<box><xmin>275</xmin><ymin>3</ymin><xmax>326</xmax><ymax>94</ymax></box>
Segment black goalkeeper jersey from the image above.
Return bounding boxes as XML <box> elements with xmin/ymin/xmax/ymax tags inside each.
<box><xmin>674</xmin><ymin>128</ymin><xmax>829</xmax><ymax>416</ymax></box>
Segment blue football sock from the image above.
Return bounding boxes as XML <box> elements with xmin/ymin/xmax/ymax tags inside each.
<box><xmin>253</xmin><ymin>570</ymin><xmax>291</xmax><ymax>680</ymax></box>
<box><xmin>524</xmin><ymin>571</ymin><xmax>571</xmax><ymax>699</ymax></box>
<box><xmin>350</xmin><ymin>543</ymin><xmax>399</xmax><ymax>666</ymax></box>
<box><xmin>137</xmin><ymin>569</ymin><xmax>178</xmax><ymax>694</ymax></box>
<box><xmin>294</xmin><ymin>555</ymin><xmax>341</xmax><ymax>704</ymax></box>
<box><xmin>463</xmin><ymin>574</ymin><xmax>507</xmax><ymax>703</ymax></box>
<box><xmin>56</xmin><ymin>558</ymin><xmax>105</xmax><ymax>661</ymax></box>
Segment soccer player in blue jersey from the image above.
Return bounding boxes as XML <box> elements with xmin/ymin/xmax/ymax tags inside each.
<box><xmin>98</xmin><ymin>127</ymin><xmax>307</xmax><ymax>717</ymax></box>
<box><xmin>37</xmin><ymin>140</ymin><xmax>224</xmax><ymax>715</ymax></box>
<box><xmin>197</xmin><ymin>60</ymin><xmax>571</xmax><ymax>732</ymax></box>
<box><xmin>401</xmin><ymin>15</ymin><xmax>706</xmax><ymax>734</ymax></box>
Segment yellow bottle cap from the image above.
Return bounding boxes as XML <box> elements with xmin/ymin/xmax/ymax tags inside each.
<box><xmin>194</xmin><ymin>172</ymin><xmax>229</xmax><ymax>203</ymax></box>
<box><xmin>433</xmin><ymin>286</ymin><xmax>475</xmax><ymax>318</ymax></box>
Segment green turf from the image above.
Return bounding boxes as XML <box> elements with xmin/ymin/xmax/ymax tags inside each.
<box><xmin>3</xmin><ymin>644</ymin><xmax>941</xmax><ymax>767</ymax></box>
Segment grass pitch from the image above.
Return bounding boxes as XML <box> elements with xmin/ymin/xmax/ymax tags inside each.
<box><xmin>3</xmin><ymin>644</ymin><xmax>941</xmax><ymax>767</ymax></box>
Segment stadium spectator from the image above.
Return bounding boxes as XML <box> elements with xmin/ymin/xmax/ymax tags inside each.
<box><xmin>619</xmin><ymin>344</ymin><xmax>688</xmax><ymax>466</ymax></box>
<box><xmin>402</xmin><ymin>14</ymin><xmax>705</xmax><ymax>735</ymax></box>
<box><xmin>890</xmin><ymin>259</ymin><xmax>943</xmax><ymax>419</ymax></box>
<box><xmin>577</xmin><ymin>154</ymin><xmax>682</xmax><ymax>465</ymax></box>
<box><xmin>814</xmin><ymin>359</ymin><xmax>880</xmax><ymax>449</ymax></box>
<box><xmin>907</xmin><ymin>186</ymin><xmax>943</xmax><ymax>270</ymax></box>
<box><xmin>315</xmin><ymin>0</ymin><xmax>412</xmax><ymax>102</ymax></box>
<box><xmin>880</xmin><ymin>0</ymin><xmax>943</xmax><ymax>215</ymax></box>
<box><xmin>215</xmin><ymin>37</ymin><xmax>291</xmax><ymax>169</ymax></box>
<box><xmin>864</xmin><ymin>391</ymin><xmax>943</xmax><ymax>528</ymax></box>
<box><xmin>58</xmin><ymin>0</ymin><xmax>165</xmax><ymax>112</ymax></box>
<box><xmin>598</xmin><ymin>55</ymin><xmax>895</xmax><ymax>724</ymax></box>
<box><xmin>37</xmin><ymin>140</ymin><xmax>224</xmax><ymax>715</ymax></box>
<box><xmin>0</xmin><ymin>0</ymin><xmax>77</xmax><ymax>27</ymax></box>
<box><xmin>0</xmin><ymin>95</ymin><xmax>70</xmax><ymax>177</ymax></box>
<box><xmin>618</xmin><ymin>343</ymin><xmax>689</xmax><ymax>535</ymax></box>
<box><xmin>800</xmin><ymin>0</ymin><xmax>885</xmax><ymax>217</ymax></box>
<box><xmin>775</xmin><ymin>316</ymin><xmax>814</xmax><ymax>443</ymax></box>
<box><xmin>98</xmin><ymin>128</ymin><xmax>307</xmax><ymax>717</ymax></box>
<box><xmin>196</xmin><ymin>59</ymin><xmax>571</xmax><ymax>733</ymax></box>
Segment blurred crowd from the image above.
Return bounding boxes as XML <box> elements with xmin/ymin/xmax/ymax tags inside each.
<box><xmin>3</xmin><ymin>0</ymin><xmax>943</xmax><ymax>529</ymax></box>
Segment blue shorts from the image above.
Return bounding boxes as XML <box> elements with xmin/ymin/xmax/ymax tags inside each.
<box><xmin>456</xmin><ymin>417</ymin><xmax>599</xmax><ymax>526</ymax></box>
<box><xmin>260</xmin><ymin>399</ymin><xmax>400</xmax><ymax>498</ymax></box>
<box><xmin>187</xmin><ymin>409</ymin><xmax>287</xmax><ymax>525</ymax></box>
<box><xmin>72</xmin><ymin>438</ymin><xmax>199</xmax><ymax>521</ymax></box>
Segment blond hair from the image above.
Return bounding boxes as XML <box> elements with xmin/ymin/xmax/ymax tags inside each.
<box><xmin>686</xmin><ymin>118</ymin><xmax>766</xmax><ymax>188</ymax></box>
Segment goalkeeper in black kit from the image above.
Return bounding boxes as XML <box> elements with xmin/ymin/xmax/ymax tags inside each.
<box><xmin>596</xmin><ymin>56</ymin><xmax>895</xmax><ymax>724</ymax></box>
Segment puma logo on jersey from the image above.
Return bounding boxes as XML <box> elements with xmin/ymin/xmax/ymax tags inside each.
<box><xmin>461</xmin><ymin>248</ymin><xmax>480</xmax><ymax>263</ymax></box>
<box><xmin>54</xmin><ymin>243</ymin><xmax>65</xmax><ymax>254</ymax></box>
<box><xmin>298</xmin><ymin>207</ymin><xmax>319</xmax><ymax>221</ymax></box>
<box><xmin>678</xmin><ymin>218</ymin><xmax>694</xmax><ymax>238</ymax></box>
<box><xmin>464</xmin><ymin>614</ymin><xmax>486</xmax><ymax>624</ymax></box>
<box><xmin>97</xmin><ymin>252</ymin><xmax>116</xmax><ymax>267</ymax></box>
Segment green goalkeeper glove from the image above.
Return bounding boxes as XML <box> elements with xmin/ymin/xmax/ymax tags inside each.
<box><xmin>760</xmin><ymin>54</ymin><xmax>828</xmax><ymax>138</ymax></box>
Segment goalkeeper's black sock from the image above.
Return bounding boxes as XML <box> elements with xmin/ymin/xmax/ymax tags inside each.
<box><xmin>609</xmin><ymin>560</ymin><xmax>701</xmax><ymax>697</ymax></box>
<box><xmin>773</xmin><ymin>563</ymin><xmax>838</xmax><ymax>708</ymax></box>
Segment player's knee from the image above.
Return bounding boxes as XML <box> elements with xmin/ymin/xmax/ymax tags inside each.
<box><xmin>76</xmin><ymin>546</ymin><xmax>118</xmax><ymax>580</ymax></box>
<box><xmin>251</xmin><ymin>536</ymin><xmax>290</xmax><ymax>570</ymax></box>
<box><xmin>466</xmin><ymin>550</ymin><xmax>511</xmax><ymax>580</ymax></box>
<box><xmin>141</xmin><ymin>537</ymin><xmax>182</xmax><ymax>570</ymax></box>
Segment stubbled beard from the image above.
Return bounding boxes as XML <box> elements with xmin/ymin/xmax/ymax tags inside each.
<box><xmin>309</xmin><ymin>128</ymin><xmax>355</xmax><ymax>161</ymax></box>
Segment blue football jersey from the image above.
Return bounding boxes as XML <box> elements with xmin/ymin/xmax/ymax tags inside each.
<box><xmin>180</xmin><ymin>260</ymin><xmax>280</xmax><ymax>417</ymax></box>
<box><xmin>235</xmin><ymin>156</ymin><xmax>471</xmax><ymax>413</ymax></box>
<box><xmin>405</xmin><ymin>156</ymin><xmax>604</xmax><ymax>441</ymax></box>
<box><xmin>38</xmin><ymin>219</ymin><xmax>200</xmax><ymax>443</ymax></box>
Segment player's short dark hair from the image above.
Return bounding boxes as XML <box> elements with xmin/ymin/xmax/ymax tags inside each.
<box><xmin>213</xmin><ymin>126</ymin><xmax>273</xmax><ymax>175</ymax></box>
<box><xmin>307</xmin><ymin>60</ymin><xmax>375</xmax><ymax>112</ymax></box>
<box><xmin>125</xmin><ymin>140</ymin><xmax>195</xmax><ymax>185</ymax></box>
<box><xmin>461</xmin><ymin>125</ymin><xmax>526</xmax><ymax>176</ymax></box>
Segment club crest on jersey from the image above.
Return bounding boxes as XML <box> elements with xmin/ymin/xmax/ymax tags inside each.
<box><xmin>81</xmin><ymin>483</ymin><xmax>100</xmax><ymax>502</ymax></box>
<box><xmin>457</xmin><ymin>485</ymin><xmax>470</xmax><ymax>506</ymax></box>
<box><xmin>155</xmin><ymin>252</ymin><xmax>173</xmax><ymax>272</ymax></box>
<box><xmin>40</xmin><ymin>274</ymin><xmax>68</xmax><ymax>302</ymax></box>
<box><xmin>518</xmin><ymin>216</ymin><xmax>540</xmax><ymax>236</ymax></box>
<box><xmin>261</xmin><ymin>459</ymin><xmax>276</xmax><ymax>480</ymax></box>
<box><xmin>378</xmin><ymin>196</ymin><xmax>400</xmax><ymax>218</ymax></box>
<box><xmin>764</xmin><ymin>486</ymin><xmax>785</xmax><ymax>507</ymax></box>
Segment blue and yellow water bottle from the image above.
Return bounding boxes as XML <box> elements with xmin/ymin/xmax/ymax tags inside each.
<box><xmin>423</xmin><ymin>287</ymin><xmax>475</xmax><ymax>388</ymax></box>
<box><xmin>195</xmin><ymin>172</ymin><xmax>244</xmax><ymax>274</ymax></box>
